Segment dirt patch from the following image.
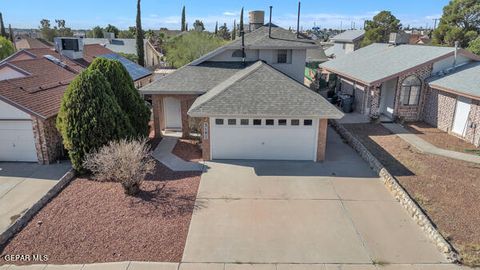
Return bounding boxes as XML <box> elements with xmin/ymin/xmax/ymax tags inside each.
<box><xmin>344</xmin><ymin>123</ymin><xmax>480</xmax><ymax>267</ymax></box>
<box><xmin>172</xmin><ymin>139</ymin><xmax>202</xmax><ymax>162</ymax></box>
<box><xmin>405</xmin><ymin>122</ymin><xmax>479</xmax><ymax>154</ymax></box>
<box><xmin>0</xmin><ymin>161</ymin><xmax>201</xmax><ymax>265</ymax></box>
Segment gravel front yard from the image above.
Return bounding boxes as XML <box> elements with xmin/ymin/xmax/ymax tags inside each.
<box><xmin>0</xmin><ymin>159</ymin><xmax>201</xmax><ymax>265</ymax></box>
<box><xmin>344</xmin><ymin>123</ymin><xmax>480</xmax><ymax>267</ymax></box>
<box><xmin>405</xmin><ymin>122</ymin><xmax>479</xmax><ymax>154</ymax></box>
<box><xmin>173</xmin><ymin>139</ymin><xmax>202</xmax><ymax>162</ymax></box>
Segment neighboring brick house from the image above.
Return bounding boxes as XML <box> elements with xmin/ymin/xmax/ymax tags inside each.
<box><xmin>0</xmin><ymin>41</ymin><xmax>153</xmax><ymax>163</ymax></box>
<box><xmin>141</xmin><ymin>24</ymin><xmax>343</xmax><ymax>162</ymax></box>
<box><xmin>320</xmin><ymin>42</ymin><xmax>480</xmax><ymax>146</ymax></box>
<box><xmin>424</xmin><ymin>62</ymin><xmax>480</xmax><ymax>146</ymax></box>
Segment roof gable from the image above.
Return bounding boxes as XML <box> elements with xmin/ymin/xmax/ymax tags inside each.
<box><xmin>429</xmin><ymin>62</ymin><xmax>480</xmax><ymax>100</ymax></box>
<box><xmin>330</xmin><ymin>30</ymin><xmax>365</xmax><ymax>43</ymax></box>
<box><xmin>188</xmin><ymin>61</ymin><xmax>343</xmax><ymax>118</ymax></box>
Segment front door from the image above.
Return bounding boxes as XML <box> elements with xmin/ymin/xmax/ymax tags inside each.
<box><xmin>379</xmin><ymin>78</ymin><xmax>397</xmax><ymax>118</ymax></box>
<box><xmin>452</xmin><ymin>96</ymin><xmax>471</xmax><ymax>137</ymax></box>
<box><xmin>164</xmin><ymin>97</ymin><xmax>182</xmax><ymax>130</ymax></box>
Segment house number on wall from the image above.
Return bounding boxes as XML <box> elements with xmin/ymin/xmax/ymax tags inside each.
<box><xmin>203</xmin><ymin>122</ymin><xmax>209</xmax><ymax>140</ymax></box>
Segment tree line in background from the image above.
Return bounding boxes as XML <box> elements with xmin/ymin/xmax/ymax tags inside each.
<box><xmin>0</xmin><ymin>12</ymin><xmax>15</xmax><ymax>60</ymax></box>
<box><xmin>360</xmin><ymin>0</ymin><xmax>479</xmax><ymax>55</ymax></box>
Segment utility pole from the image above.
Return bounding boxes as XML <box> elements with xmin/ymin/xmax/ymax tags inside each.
<box><xmin>432</xmin><ymin>18</ymin><xmax>439</xmax><ymax>30</ymax></box>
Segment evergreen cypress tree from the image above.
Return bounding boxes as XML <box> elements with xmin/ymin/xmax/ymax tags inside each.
<box><xmin>181</xmin><ymin>6</ymin><xmax>186</xmax><ymax>31</ymax></box>
<box><xmin>214</xmin><ymin>21</ymin><xmax>218</xmax><ymax>35</ymax></box>
<box><xmin>8</xmin><ymin>24</ymin><xmax>14</xmax><ymax>45</ymax></box>
<box><xmin>0</xmin><ymin>13</ymin><xmax>6</xmax><ymax>37</ymax></box>
<box><xmin>88</xmin><ymin>58</ymin><xmax>150</xmax><ymax>138</ymax></box>
<box><xmin>239</xmin><ymin>7</ymin><xmax>244</xmax><ymax>36</ymax></box>
<box><xmin>136</xmin><ymin>0</ymin><xmax>145</xmax><ymax>66</ymax></box>
<box><xmin>232</xmin><ymin>20</ymin><xmax>236</xmax><ymax>40</ymax></box>
<box><xmin>56</xmin><ymin>69</ymin><xmax>133</xmax><ymax>171</ymax></box>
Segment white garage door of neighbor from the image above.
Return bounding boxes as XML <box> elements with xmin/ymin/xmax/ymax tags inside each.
<box><xmin>211</xmin><ymin>118</ymin><xmax>318</xmax><ymax>161</ymax></box>
<box><xmin>0</xmin><ymin>120</ymin><xmax>38</xmax><ymax>162</ymax></box>
<box><xmin>163</xmin><ymin>97</ymin><xmax>182</xmax><ymax>130</ymax></box>
<box><xmin>452</xmin><ymin>96</ymin><xmax>471</xmax><ymax>137</ymax></box>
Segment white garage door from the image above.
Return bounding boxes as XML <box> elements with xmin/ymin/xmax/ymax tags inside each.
<box><xmin>210</xmin><ymin>118</ymin><xmax>318</xmax><ymax>161</ymax></box>
<box><xmin>0</xmin><ymin>120</ymin><xmax>38</xmax><ymax>162</ymax></box>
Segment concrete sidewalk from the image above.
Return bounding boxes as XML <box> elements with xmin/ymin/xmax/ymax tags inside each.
<box><xmin>382</xmin><ymin>123</ymin><xmax>480</xmax><ymax>164</ymax></box>
<box><xmin>0</xmin><ymin>162</ymin><xmax>71</xmax><ymax>234</ymax></box>
<box><xmin>151</xmin><ymin>136</ymin><xmax>204</xmax><ymax>172</ymax></box>
<box><xmin>0</xmin><ymin>262</ymin><xmax>469</xmax><ymax>269</ymax></box>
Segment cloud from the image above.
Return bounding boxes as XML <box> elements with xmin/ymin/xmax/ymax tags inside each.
<box><xmin>223</xmin><ymin>11</ymin><xmax>238</xmax><ymax>16</ymax></box>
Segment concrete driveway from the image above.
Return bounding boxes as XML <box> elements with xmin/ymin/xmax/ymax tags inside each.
<box><xmin>0</xmin><ymin>162</ymin><xmax>71</xmax><ymax>233</ymax></box>
<box><xmin>182</xmin><ymin>128</ymin><xmax>448</xmax><ymax>267</ymax></box>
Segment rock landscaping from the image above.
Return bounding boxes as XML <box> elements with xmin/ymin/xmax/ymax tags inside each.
<box><xmin>0</xmin><ymin>156</ymin><xmax>201</xmax><ymax>265</ymax></box>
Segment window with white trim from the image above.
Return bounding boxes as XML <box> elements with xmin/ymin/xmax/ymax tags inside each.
<box><xmin>276</xmin><ymin>49</ymin><xmax>291</xmax><ymax>64</ymax></box>
<box><xmin>228</xmin><ymin>119</ymin><xmax>237</xmax><ymax>125</ymax></box>
<box><xmin>291</xmin><ymin>119</ymin><xmax>300</xmax><ymax>126</ymax></box>
<box><xmin>266</xmin><ymin>119</ymin><xmax>274</xmax><ymax>126</ymax></box>
<box><xmin>215</xmin><ymin>119</ymin><xmax>224</xmax><ymax>125</ymax></box>
<box><xmin>278</xmin><ymin>119</ymin><xmax>287</xmax><ymax>126</ymax></box>
<box><xmin>400</xmin><ymin>75</ymin><xmax>422</xmax><ymax>106</ymax></box>
<box><xmin>253</xmin><ymin>119</ymin><xmax>262</xmax><ymax>125</ymax></box>
<box><xmin>304</xmin><ymin>119</ymin><xmax>313</xmax><ymax>126</ymax></box>
<box><xmin>240</xmin><ymin>119</ymin><xmax>249</xmax><ymax>125</ymax></box>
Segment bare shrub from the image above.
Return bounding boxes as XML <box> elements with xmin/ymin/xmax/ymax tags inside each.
<box><xmin>84</xmin><ymin>139</ymin><xmax>155</xmax><ymax>195</ymax></box>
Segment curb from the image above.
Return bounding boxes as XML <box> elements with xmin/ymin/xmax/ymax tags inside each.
<box><xmin>0</xmin><ymin>168</ymin><xmax>76</xmax><ymax>249</ymax></box>
<box><xmin>331</xmin><ymin>120</ymin><xmax>459</xmax><ymax>263</ymax></box>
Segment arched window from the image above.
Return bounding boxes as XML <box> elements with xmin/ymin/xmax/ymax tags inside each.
<box><xmin>400</xmin><ymin>75</ymin><xmax>422</xmax><ymax>105</ymax></box>
<box><xmin>232</xmin><ymin>50</ymin><xmax>243</xmax><ymax>58</ymax></box>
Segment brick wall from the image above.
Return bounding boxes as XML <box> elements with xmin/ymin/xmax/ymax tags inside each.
<box><xmin>31</xmin><ymin>116</ymin><xmax>63</xmax><ymax>164</ymax></box>
<box><xmin>422</xmin><ymin>88</ymin><xmax>480</xmax><ymax>147</ymax></box>
<box><xmin>394</xmin><ymin>64</ymin><xmax>433</xmax><ymax>121</ymax></box>
<box><xmin>316</xmin><ymin>119</ymin><xmax>328</xmax><ymax>161</ymax></box>
<box><xmin>465</xmin><ymin>100</ymin><xmax>480</xmax><ymax>146</ymax></box>
<box><xmin>201</xmin><ymin>117</ymin><xmax>211</xmax><ymax>160</ymax></box>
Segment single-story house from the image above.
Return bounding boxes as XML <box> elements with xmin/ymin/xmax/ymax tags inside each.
<box><xmin>141</xmin><ymin>24</ymin><xmax>343</xmax><ymax>161</ymax></box>
<box><xmin>320</xmin><ymin>42</ymin><xmax>480</xmax><ymax>146</ymax></box>
<box><xmin>0</xmin><ymin>41</ymin><xmax>153</xmax><ymax>163</ymax></box>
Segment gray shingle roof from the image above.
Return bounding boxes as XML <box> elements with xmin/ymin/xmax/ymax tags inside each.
<box><xmin>140</xmin><ymin>62</ymin><xmax>252</xmax><ymax>94</ymax></box>
<box><xmin>188</xmin><ymin>61</ymin><xmax>343</xmax><ymax>118</ymax></box>
<box><xmin>227</xmin><ymin>26</ymin><xmax>317</xmax><ymax>49</ymax></box>
<box><xmin>429</xmin><ymin>62</ymin><xmax>480</xmax><ymax>99</ymax></box>
<box><xmin>330</xmin><ymin>30</ymin><xmax>365</xmax><ymax>43</ymax></box>
<box><xmin>320</xmin><ymin>43</ymin><xmax>458</xmax><ymax>85</ymax></box>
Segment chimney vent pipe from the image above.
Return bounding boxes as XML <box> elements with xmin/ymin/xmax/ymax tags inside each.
<box><xmin>269</xmin><ymin>6</ymin><xmax>272</xmax><ymax>38</ymax></box>
<box><xmin>296</xmin><ymin>2</ymin><xmax>301</xmax><ymax>38</ymax></box>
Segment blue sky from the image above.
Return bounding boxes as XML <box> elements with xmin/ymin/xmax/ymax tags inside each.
<box><xmin>2</xmin><ymin>0</ymin><xmax>449</xmax><ymax>31</ymax></box>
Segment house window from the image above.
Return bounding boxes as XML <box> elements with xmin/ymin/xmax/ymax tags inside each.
<box><xmin>291</xmin><ymin>119</ymin><xmax>300</xmax><ymax>126</ymax></box>
<box><xmin>240</xmin><ymin>119</ymin><xmax>249</xmax><ymax>125</ymax></box>
<box><xmin>277</xmin><ymin>49</ymin><xmax>288</xmax><ymax>63</ymax></box>
<box><xmin>278</xmin><ymin>119</ymin><xmax>287</xmax><ymax>126</ymax></box>
<box><xmin>253</xmin><ymin>119</ymin><xmax>262</xmax><ymax>125</ymax></box>
<box><xmin>304</xmin><ymin>119</ymin><xmax>313</xmax><ymax>126</ymax></box>
<box><xmin>232</xmin><ymin>49</ymin><xmax>243</xmax><ymax>58</ymax></box>
<box><xmin>215</xmin><ymin>119</ymin><xmax>224</xmax><ymax>125</ymax></box>
<box><xmin>228</xmin><ymin>119</ymin><xmax>237</xmax><ymax>125</ymax></box>
<box><xmin>266</xmin><ymin>119</ymin><xmax>274</xmax><ymax>126</ymax></box>
<box><xmin>400</xmin><ymin>75</ymin><xmax>422</xmax><ymax>106</ymax></box>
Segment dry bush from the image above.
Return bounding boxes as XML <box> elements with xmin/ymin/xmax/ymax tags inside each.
<box><xmin>84</xmin><ymin>139</ymin><xmax>155</xmax><ymax>195</ymax></box>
